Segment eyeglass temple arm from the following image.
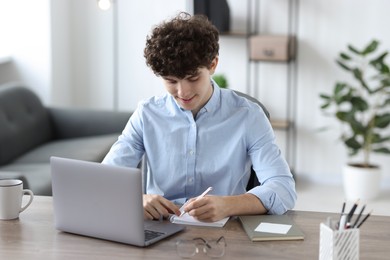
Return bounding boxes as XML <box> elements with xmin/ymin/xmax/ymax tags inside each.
<box><xmin>192</xmin><ymin>236</ymin><xmax>226</xmax><ymax>248</ymax></box>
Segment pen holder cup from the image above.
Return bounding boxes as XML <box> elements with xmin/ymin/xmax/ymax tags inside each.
<box><xmin>319</xmin><ymin>223</ymin><xmax>360</xmax><ymax>260</ymax></box>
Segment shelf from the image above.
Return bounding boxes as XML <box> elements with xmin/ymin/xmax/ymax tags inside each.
<box><xmin>219</xmin><ymin>31</ymin><xmax>250</xmax><ymax>38</ymax></box>
<box><xmin>271</xmin><ymin>119</ymin><xmax>291</xmax><ymax>130</ymax></box>
<box><xmin>245</xmin><ymin>0</ymin><xmax>298</xmax><ymax>170</ymax></box>
<box><xmin>219</xmin><ymin>0</ymin><xmax>298</xmax><ymax>170</ymax></box>
<box><xmin>249</xmin><ymin>58</ymin><xmax>295</xmax><ymax>63</ymax></box>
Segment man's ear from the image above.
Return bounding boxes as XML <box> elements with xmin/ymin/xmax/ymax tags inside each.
<box><xmin>209</xmin><ymin>56</ymin><xmax>219</xmax><ymax>75</ymax></box>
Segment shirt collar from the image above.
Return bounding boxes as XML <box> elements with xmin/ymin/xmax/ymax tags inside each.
<box><xmin>168</xmin><ymin>80</ymin><xmax>221</xmax><ymax>115</ymax></box>
<box><xmin>201</xmin><ymin>80</ymin><xmax>220</xmax><ymax>114</ymax></box>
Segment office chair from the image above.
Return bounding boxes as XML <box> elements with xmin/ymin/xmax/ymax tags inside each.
<box><xmin>233</xmin><ymin>91</ymin><xmax>270</xmax><ymax>191</ymax></box>
<box><xmin>140</xmin><ymin>90</ymin><xmax>270</xmax><ymax>193</ymax></box>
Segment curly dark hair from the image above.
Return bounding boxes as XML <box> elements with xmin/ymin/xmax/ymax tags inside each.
<box><xmin>144</xmin><ymin>12</ymin><xmax>219</xmax><ymax>79</ymax></box>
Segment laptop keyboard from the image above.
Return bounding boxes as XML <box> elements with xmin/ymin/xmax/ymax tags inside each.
<box><xmin>144</xmin><ymin>230</ymin><xmax>165</xmax><ymax>242</ymax></box>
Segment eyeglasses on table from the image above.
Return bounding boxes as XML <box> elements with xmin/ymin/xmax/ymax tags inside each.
<box><xmin>176</xmin><ymin>236</ymin><xmax>227</xmax><ymax>258</ymax></box>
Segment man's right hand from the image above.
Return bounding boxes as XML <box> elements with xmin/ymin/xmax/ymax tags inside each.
<box><xmin>143</xmin><ymin>194</ymin><xmax>181</xmax><ymax>220</ymax></box>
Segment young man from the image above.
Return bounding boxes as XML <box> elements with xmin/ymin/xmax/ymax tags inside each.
<box><xmin>103</xmin><ymin>12</ymin><xmax>296</xmax><ymax>222</ymax></box>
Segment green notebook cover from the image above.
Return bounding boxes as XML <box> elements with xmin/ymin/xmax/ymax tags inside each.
<box><xmin>239</xmin><ymin>215</ymin><xmax>305</xmax><ymax>241</ymax></box>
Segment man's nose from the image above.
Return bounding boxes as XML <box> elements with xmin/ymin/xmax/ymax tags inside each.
<box><xmin>177</xmin><ymin>82</ymin><xmax>191</xmax><ymax>98</ymax></box>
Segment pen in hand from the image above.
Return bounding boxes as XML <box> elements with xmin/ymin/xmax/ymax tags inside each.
<box><xmin>179</xmin><ymin>187</ymin><xmax>213</xmax><ymax>217</ymax></box>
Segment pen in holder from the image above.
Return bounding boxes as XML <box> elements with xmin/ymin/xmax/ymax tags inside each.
<box><xmin>319</xmin><ymin>222</ymin><xmax>359</xmax><ymax>260</ymax></box>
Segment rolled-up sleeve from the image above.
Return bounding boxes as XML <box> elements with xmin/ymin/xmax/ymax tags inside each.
<box><xmin>247</xmin><ymin>171</ymin><xmax>297</xmax><ymax>214</ymax></box>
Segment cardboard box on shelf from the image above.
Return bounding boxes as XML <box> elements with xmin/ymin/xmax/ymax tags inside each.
<box><xmin>249</xmin><ymin>35</ymin><xmax>296</xmax><ymax>62</ymax></box>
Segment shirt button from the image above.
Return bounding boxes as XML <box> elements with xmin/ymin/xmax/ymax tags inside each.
<box><xmin>189</xmin><ymin>178</ymin><xmax>194</xmax><ymax>183</ymax></box>
<box><xmin>189</xmin><ymin>150</ymin><xmax>194</xmax><ymax>155</ymax></box>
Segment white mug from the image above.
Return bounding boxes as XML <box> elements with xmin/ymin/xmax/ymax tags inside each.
<box><xmin>0</xmin><ymin>179</ymin><xmax>34</xmax><ymax>220</ymax></box>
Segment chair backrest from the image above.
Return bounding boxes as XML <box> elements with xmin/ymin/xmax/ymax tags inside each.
<box><xmin>233</xmin><ymin>90</ymin><xmax>269</xmax><ymax>191</ymax></box>
<box><xmin>233</xmin><ymin>90</ymin><xmax>270</xmax><ymax>120</ymax></box>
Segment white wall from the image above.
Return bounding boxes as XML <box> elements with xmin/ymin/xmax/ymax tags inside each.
<box><xmin>50</xmin><ymin>0</ymin><xmax>188</xmax><ymax>109</ymax></box>
<box><xmin>116</xmin><ymin>0</ymin><xmax>189</xmax><ymax>111</ymax></box>
<box><xmin>51</xmin><ymin>0</ymin><xmax>115</xmax><ymax>109</ymax></box>
<box><xmin>0</xmin><ymin>0</ymin><xmax>51</xmax><ymax>102</ymax></box>
<box><xmin>2</xmin><ymin>0</ymin><xmax>390</xmax><ymax>187</ymax></box>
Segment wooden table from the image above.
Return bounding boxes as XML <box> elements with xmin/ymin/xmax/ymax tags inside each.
<box><xmin>0</xmin><ymin>196</ymin><xmax>389</xmax><ymax>259</ymax></box>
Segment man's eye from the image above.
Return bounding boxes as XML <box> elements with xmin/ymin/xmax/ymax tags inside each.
<box><xmin>166</xmin><ymin>79</ymin><xmax>177</xmax><ymax>84</ymax></box>
<box><xmin>188</xmin><ymin>77</ymin><xmax>199</xmax><ymax>82</ymax></box>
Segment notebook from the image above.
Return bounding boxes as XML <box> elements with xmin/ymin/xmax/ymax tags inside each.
<box><xmin>50</xmin><ymin>156</ymin><xmax>185</xmax><ymax>247</ymax></box>
<box><xmin>239</xmin><ymin>215</ymin><xmax>305</xmax><ymax>241</ymax></box>
<box><xmin>170</xmin><ymin>213</ymin><xmax>229</xmax><ymax>227</ymax></box>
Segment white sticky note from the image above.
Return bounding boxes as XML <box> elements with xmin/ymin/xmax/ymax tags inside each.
<box><xmin>255</xmin><ymin>222</ymin><xmax>292</xmax><ymax>234</ymax></box>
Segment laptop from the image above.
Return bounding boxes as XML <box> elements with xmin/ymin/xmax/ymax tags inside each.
<box><xmin>50</xmin><ymin>156</ymin><xmax>185</xmax><ymax>247</ymax></box>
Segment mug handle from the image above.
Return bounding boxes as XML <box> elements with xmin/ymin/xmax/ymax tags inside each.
<box><xmin>20</xmin><ymin>189</ymin><xmax>34</xmax><ymax>213</ymax></box>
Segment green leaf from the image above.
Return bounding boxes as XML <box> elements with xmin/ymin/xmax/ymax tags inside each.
<box><xmin>348</xmin><ymin>148</ymin><xmax>359</xmax><ymax>156</ymax></box>
<box><xmin>336</xmin><ymin>112</ymin><xmax>362</xmax><ymax>131</ymax></box>
<box><xmin>370</xmin><ymin>51</ymin><xmax>389</xmax><ymax>72</ymax></box>
<box><xmin>213</xmin><ymin>74</ymin><xmax>228</xmax><ymax>88</ymax></box>
<box><xmin>374</xmin><ymin>113</ymin><xmax>390</xmax><ymax>128</ymax></box>
<box><xmin>319</xmin><ymin>94</ymin><xmax>331</xmax><ymax>100</ymax></box>
<box><xmin>373</xmin><ymin>51</ymin><xmax>388</xmax><ymax>62</ymax></box>
<box><xmin>371</xmin><ymin>61</ymin><xmax>390</xmax><ymax>74</ymax></box>
<box><xmin>344</xmin><ymin>137</ymin><xmax>362</xmax><ymax>150</ymax></box>
<box><xmin>350</xmin><ymin>119</ymin><xmax>365</xmax><ymax>135</ymax></box>
<box><xmin>320</xmin><ymin>102</ymin><xmax>331</xmax><ymax>109</ymax></box>
<box><xmin>373</xmin><ymin>147</ymin><xmax>390</xmax><ymax>154</ymax></box>
<box><xmin>336</xmin><ymin>60</ymin><xmax>351</xmax><ymax>71</ymax></box>
<box><xmin>340</xmin><ymin>52</ymin><xmax>351</xmax><ymax>60</ymax></box>
<box><xmin>335</xmin><ymin>111</ymin><xmax>349</xmax><ymax>122</ymax></box>
<box><xmin>381</xmin><ymin>63</ymin><xmax>390</xmax><ymax>74</ymax></box>
<box><xmin>335</xmin><ymin>93</ymin><xmax>352</xmax><ymax>105</ymax></box>
<box><xmin>348</xmin><ymin>44</ymin><xmax>362</xmax><ymax>55</ymax></box>
<box><xmin>371</xmin><ymin>133</ymin><xmax>382</xmax><ymax>143</ymax></box>
<box><xmin>334</xmin><ymin>82</ymin><xmax>346</xmax><ymax>94</ymax></box>
<box><xmin>362</xmin><ymin>40</ymin><xmax>379</xmax><ymax>55</ymax></box>
<box><xmin>382</xmin><ymin>98</ymin><xmax>390</xmax><ymax>107</ymax></box>
<box><xmin>380</xmin><ymin>78</ymin><xmax>390</xmax><ymax>87</ymax></box>
<box><xmin>352</xmin><ymin>68</ymin><xmax>363</xmax><ymax>80</ymax></box>
<box><xmin>350</xmin><ymin>96</ymin><xmax>368</xmax><ymax>111</ymax></box>
<box><xmin>352</xmin><ymin>68</ymin><xmax>371</xmax><ymax>93</ymax></box>
<box><xmin>372</xmin><ymin>134</ymin><xmax>390</xmax><ymax>143</ymax></box>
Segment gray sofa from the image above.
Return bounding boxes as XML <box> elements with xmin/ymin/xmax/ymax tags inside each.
<box><xmin>0</xmin><ymin>84</ymin><xmax>131</xmax><ymax>196</ymax></box>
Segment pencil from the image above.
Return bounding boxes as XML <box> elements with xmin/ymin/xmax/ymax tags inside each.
<box><xmin>352</xmin><ymin>205</ymin><xmax>366</xmax><ymax>228</ymax></box>
<box><xmin>346</xmin><ymin>199</ymin><xmax>360</xmax><ymax>224</ymax></box>
<box><xmin>337</xmin><ymin>202</ymin><xmax>346</xmax><ymax>230</ymax></box>
<box><xmin>356</xmin><ymin>210</ymin><xmax>373</xmax><ymax>228</ymax></box>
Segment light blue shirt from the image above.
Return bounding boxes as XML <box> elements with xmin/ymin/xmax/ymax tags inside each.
<box><xmin>103</xmin><ymin>83</ymin><xmax>296</xmax><ymax>214</ymax></box>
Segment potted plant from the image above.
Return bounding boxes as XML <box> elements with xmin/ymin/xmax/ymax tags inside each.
<box><xmin>212</xmin><ymin>74</ymin><xmax>228</xmax><ymax>88</ymax></box>
<box><xmin>320</xmin><ymin>39</ymin><xmax>390</xmax><ymax>201</ymax></box>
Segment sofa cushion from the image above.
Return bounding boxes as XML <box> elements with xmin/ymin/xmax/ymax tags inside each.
<box><xmin>0</xmin><ymin>134</ymin><xmax>120</xmax><ymax>196</ymax></box>
<box><xmin>12</xmin><ymin>134</ymin><xmax>119</xmax><ymax>164</ymax></box>
<box><xmin>0</xmin><ymin>165</ymin><xmax>52</xmax><ymax>196</ymax></box>
<box><xmin>0</xmin><ymin>85</ymin><xmax>52</xmax><ymax>165</ymax></box>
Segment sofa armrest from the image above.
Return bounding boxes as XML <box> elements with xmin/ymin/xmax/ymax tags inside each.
<box><xmin>48</xmin><ymin>107</ymin><xmax>131</xmax><ymax>139</ymax></box>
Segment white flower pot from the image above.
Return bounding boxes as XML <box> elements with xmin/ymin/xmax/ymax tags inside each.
<box><xmin>342</xmin><ymin>164</ymin><xmax>382</xmax><ymax>201</ymax></box>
